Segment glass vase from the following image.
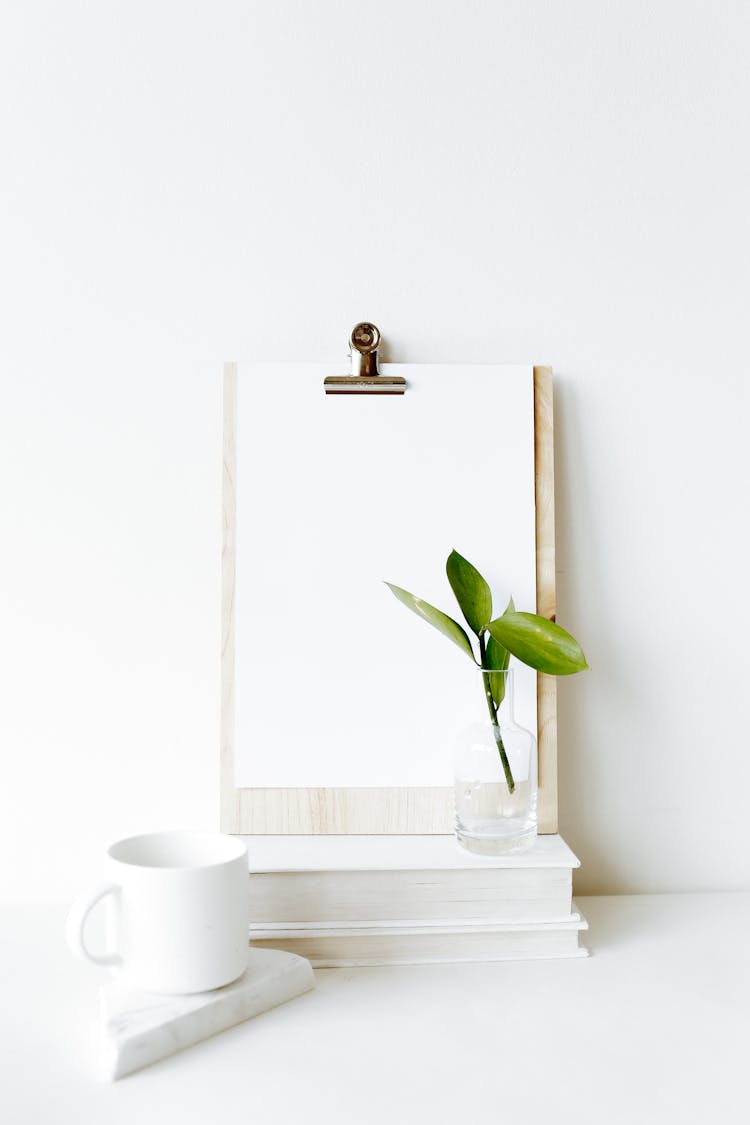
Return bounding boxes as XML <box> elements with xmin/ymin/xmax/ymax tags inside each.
<box><xmin>454</xmin><ymin>668</ymin><xmax>537</xmax><ymax>855</ymax></box>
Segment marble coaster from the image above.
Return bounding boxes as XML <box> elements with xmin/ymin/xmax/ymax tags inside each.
<box><xmin>99</xmin><ymin>948</ymin><xmax>315</xmax><ymax>1080</ymax></box>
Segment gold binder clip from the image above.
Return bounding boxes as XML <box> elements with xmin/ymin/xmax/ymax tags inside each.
<box><xmin>324</xmin><ymin>323</ymin><xmax>406</xmax><ymax>395</ymax></box>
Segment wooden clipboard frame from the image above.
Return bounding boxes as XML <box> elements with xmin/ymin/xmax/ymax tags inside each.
<box><xmin>221</xmin><ymin>364</ymin><xmax>558</xmax><ymax>835</ymax></box>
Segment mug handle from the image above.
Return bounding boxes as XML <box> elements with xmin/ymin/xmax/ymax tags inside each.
<box><xmin>66</xmin><ymin>881</ymin><xmax>123</xmax><ymax>968</ymax></box>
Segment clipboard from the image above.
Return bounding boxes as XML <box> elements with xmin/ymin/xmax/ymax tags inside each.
<box><xmin>221</xmin><ymin>359</ymin><xmax>557</xmax><ymax>835</ymax></box>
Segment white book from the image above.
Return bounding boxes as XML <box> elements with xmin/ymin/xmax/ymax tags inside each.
<box><xmin>249</xmin><ymin>905</ymin><xmax>589</xmax><ymax>967</ymax></box>
<box><xmin>246</xmin><ymin>834</ymin><xmax>580</xmax><ymax>925</ymax></box>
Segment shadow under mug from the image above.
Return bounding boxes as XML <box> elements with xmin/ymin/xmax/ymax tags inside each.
<box><xmin>66</xmin><ymin>830</ymin><xmax>249</xmax><ymax>994</ymax></box>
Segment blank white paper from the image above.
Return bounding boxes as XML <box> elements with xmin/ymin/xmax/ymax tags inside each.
<box><xmin>234</xmin><ymin>364</ymin><xmax>537</xmax><ymax>788</ymax></box>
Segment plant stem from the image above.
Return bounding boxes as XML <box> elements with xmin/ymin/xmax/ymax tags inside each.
<box><xmin>478</xmin><ymin>634</ymin><xmax>515</xmax><ymax>794</ymax></box>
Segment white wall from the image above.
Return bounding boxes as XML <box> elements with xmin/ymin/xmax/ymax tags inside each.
<box><xmin>1</xmin><ymin>0</ymin><xmax>748</xmax><ymax>899</ymax></box>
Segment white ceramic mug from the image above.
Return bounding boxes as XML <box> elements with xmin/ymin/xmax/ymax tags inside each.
<box><xmin>66</xmin><ymin>830</ymin><xmax>248</xmax><ymax>994</ymax></box>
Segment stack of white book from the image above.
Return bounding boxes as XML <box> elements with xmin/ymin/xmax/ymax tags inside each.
<box><xmin>246</xmin><ymin>834</ymin><xmax>587</xmax><ymax>967</ymax></box>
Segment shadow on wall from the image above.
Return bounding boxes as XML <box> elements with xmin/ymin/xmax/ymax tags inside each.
<box><xmin>554</xmin><ymin>374</ymin><xmax>625</xmax><ymax>895</ymax></box>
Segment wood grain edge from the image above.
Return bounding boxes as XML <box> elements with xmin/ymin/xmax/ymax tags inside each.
<box><xmin>533</xmin><ymin>366</ymin><xmax>559</xmax><ymax>833</ymax></box>
<box><xmin>238</xmin><ymin>788</ymin><xmax>453</xmax><ymax>835</ymax></box>
<box><xmin>220</xmin><ymin>362</ymin><xmax>240</xmax><ymax>833</ymax></box>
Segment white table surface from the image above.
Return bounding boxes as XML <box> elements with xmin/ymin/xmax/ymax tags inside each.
<box><xmin>1</xmin><ymin>893</ymin><xmax>748</xmax><ymax>1124</ymax></box>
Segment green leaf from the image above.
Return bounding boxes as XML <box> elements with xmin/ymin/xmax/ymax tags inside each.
<box><xmin>486</xmin><ymin>635</ymin><xmax>510</xmax><ymax>706</ymax></box>
<box><xmin>445</xmin><ymin>550</ymin><xmax>492</xmax><ymax>635</ymax></box>
<box><xmin>385</xmin><ymin>582</ymin><xmax>476</xmax><ymax>662</ymax></box>
<box><xmin>487</xmin><ymin>611</ymin><xmax>589</xmax><ymax>675</ymax></box>
<box><xmin>485</xmin><ymin>598</ymin><xmax>513</xmax><ymax>705</ymax></box>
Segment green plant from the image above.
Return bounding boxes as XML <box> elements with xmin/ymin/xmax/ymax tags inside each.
<box><xmin>386</xmin><ymin>550</ymin><xmax>588</xmax><ymax>793</ymax></box>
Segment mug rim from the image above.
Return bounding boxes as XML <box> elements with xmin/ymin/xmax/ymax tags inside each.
<box><xmin>107</xmin><ymin>829</ymin><xmax>247</xmax><ymax>871</ymax></box>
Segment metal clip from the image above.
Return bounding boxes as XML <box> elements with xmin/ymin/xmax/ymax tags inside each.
<box><xmin>324</xmin><ymin>323</ymin><xmax>406</xmax><ymax>395</ymax></box>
